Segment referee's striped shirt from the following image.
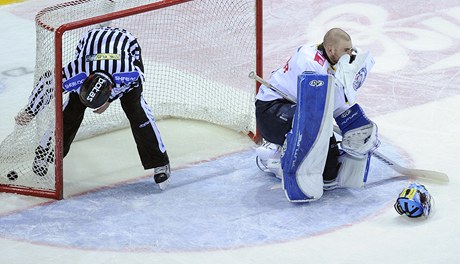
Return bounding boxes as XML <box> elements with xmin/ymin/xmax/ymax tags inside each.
<box><xmin>26</xmin><ymin>27</ymin><xmax>145</xmax><ymax>116</ymax></box>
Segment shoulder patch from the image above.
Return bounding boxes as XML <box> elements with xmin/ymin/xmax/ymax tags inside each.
<box><xmin>314</xmin><ymin>51</ymin><xmax>325</xmax><ymax>66</ymax></box>
<box><xmin>113</xmin><ymin>71</ymin><xmax>140</xmax><ymax>86</ymax></box>
<box><xmin>63</xmin><ymin>72</ymin><xmax>87</xmax><ymax>92</ymax></box>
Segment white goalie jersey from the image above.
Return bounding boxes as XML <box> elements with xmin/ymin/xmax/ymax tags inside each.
<box><xmin>255</xmin><ymin>44</ymin><xmax>350</xmax><ymax>117</ymax></box>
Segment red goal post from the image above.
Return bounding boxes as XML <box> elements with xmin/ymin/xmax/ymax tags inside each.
<box><xmin>0</xmin><ymin>0</ymin><xmax>263</xmax><ymax>199</ymax></box>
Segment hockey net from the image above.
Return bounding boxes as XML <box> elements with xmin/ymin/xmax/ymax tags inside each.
<box><xmin>0</xmin><ymin>0</ymin><xmax>262</xmax><ymax>199</ymax></box>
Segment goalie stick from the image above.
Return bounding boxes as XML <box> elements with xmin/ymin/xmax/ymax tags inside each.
<box><xmin>249</xmin><ymin>71</ymin><xmax>449</xmax><ymax>183</ymax></box>
<box><xmin>370</xmin><ymin>150</ymin><xmax>449</xmax><ymax>183</ymax></box>
<box><xmin>249</xmin><ymin>71</ymin><xmax>296</xmax><ymax>104</ymax></box>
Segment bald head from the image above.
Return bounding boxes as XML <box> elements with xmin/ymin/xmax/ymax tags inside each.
<box><xmin>322</xmin><ymin>28</ymin><xmax>353</xmax><ymax>65</ymax></box>
<box><xmin>323</xmin><ymin>28</ymin><xmax>351</xmax><ymax>47</ymax></box>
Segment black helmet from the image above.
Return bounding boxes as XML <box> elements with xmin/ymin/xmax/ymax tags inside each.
<box><xmin>79</xmin><ymin>71</ymin><xmax>114</xmax><ymax>108</ymax></box>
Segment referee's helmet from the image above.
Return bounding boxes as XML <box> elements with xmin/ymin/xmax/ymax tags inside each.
<box><xmin>79</xmin><ymin>71</ymin><xmax>114</xmax><ymax>109</ymax></box>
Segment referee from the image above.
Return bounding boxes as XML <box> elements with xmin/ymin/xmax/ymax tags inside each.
<box><xmin>15</xmin><ymin>27</ymin><xmax>171</xmax><ymax>190</ymax></box>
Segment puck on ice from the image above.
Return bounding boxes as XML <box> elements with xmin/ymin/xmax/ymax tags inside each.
<box><xmin>7</xmin><ymin>171</ymin><xmax>18</xmax><ymax>181</ymax></box>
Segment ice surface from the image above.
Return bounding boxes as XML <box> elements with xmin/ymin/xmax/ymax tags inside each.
<box><xmin>0</xmin><ymin>1</ymin><xmax>459</xmax><ymax>263</ymax></box>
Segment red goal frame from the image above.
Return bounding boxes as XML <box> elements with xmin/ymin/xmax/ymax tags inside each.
<box><xmin>0</xmin><ymin>0</ymin><xmax>263</xmax><ymax>200</ymax></box>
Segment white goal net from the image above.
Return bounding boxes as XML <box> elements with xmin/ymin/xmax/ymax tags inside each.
<box><xmin>0</xmin><ymin>0</ymin><xmax>262</xmax><ymax>199</ymax></box>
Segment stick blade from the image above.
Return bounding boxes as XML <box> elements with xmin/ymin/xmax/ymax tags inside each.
<box><xmin>403</xmin><ymin>169</ymin><xmax>450</xmax><ymax>183</ymax></box>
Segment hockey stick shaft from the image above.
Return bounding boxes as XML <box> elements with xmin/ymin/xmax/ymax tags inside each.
<box><xmin>331</xmin><ymin>126</ymin><xmax>449</xmax><ymax>183</ymax></box>
<box><xmin>372</xmin><ymin>151</ymin><xmax>449</xmax><ymax>183</ymax></box>
<box><xmin>249</xmin><ymin>71</ymin><xmax>449</xmax><ymax>183</ymax></box>
<box><xmin>248</xmin><ymin>71</ymin><xmax>296</xmax><ymax>103</ymax></box>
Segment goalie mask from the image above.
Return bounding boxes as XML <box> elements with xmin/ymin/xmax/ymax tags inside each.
<box><xmin>394</xmin><ymin>183</ymin><xmax>432</xmax><ymax>218</ymax></box>
<box><xmin>79</xmin><ymin>71</ymin><xmax>114</xmax><ymax>109</ymax></box>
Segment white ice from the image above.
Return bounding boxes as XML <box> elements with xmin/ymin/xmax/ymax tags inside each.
<box><xmin>0</xmin><ymin>0</ymin><xmax>459</xmax><ymax>263</ymax></box>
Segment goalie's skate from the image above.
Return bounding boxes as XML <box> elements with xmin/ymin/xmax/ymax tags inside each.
<box><xmin>153</xmin><ymin>164</ymin><xmax>170</xmax><ymax>190</ymax></box>
<box><xmin>256</xmin><ymin>141</ymin><xmax>282</xmax><ymax>179</ymax></box>
<box><xmin>256</xmin><ymin>156</ymin><xmax>282</xmax><ymax>179</ymax></box>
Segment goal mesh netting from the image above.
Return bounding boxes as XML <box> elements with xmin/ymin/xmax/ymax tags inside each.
<box><xmin>0</xmin><ymin>0</ymin><xmax>262</xmax><ymax>199</ymax></box>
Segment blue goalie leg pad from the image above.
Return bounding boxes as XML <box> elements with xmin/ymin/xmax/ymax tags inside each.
<box><xmin>281</xmin><ymin>72</ymin><xmax>333</xmax><ymax>202</ymax></box>
<box><xmin>282</xmin><ymin>172</ymin><xmax>315</xmax><ymax>201</ymax></box>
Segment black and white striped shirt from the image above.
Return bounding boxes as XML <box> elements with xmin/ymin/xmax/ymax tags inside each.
<box><xmin>26</xmin><ymin>27</ymin><xmax>145</xmax><ymax>116</ymax></box>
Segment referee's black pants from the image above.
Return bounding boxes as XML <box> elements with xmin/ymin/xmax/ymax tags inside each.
<box><xmin>62</xmin><ymin>85</ymin><xmax>169</xmax><ymax>170</ymax></box>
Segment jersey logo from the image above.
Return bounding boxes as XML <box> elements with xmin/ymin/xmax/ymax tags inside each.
<box><xmin>353</xmin><ymin>67</ymin><xmax>368</xmax><ymax>91</ymax></box>
<box><xmin>314</xmin><ymin>51</ymin><xmax>325</xmax><ymax>66</ymax></box>
<box><xmin>85</xmin><ymin>53</ymin><xmax>121</xmax><ymax>62</ymax></box>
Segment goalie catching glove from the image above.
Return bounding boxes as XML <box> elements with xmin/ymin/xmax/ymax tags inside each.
<box><xmin>335</xmin><ymin>103</ymin><xmax>380</xmax><ymax>158</ymax></box>
<box><xmin>334</xmin><ymin>48</ymin><xmax>375</xmax><ymax>105</ymax></box>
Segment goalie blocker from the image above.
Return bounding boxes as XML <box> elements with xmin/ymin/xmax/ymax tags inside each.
<box><xmin>281</xmin><ymin>72</ymin><xmax>379</xmax><ymax>202</ymax></box>
<box><xmin>334</xmin><ymin>103</ymin><xmax>380</xmax><ymax>188</ymax></box>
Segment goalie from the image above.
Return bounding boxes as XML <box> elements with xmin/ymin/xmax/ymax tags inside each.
<box><xmin>14</xmin><ymin>27</ymin><xmax>170</xmax><ymax>190</ymax></box>
<box><xmin>255</xmin><ymin>28</ymin><xmax>379</xmax><ymax>202</ymax></box>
